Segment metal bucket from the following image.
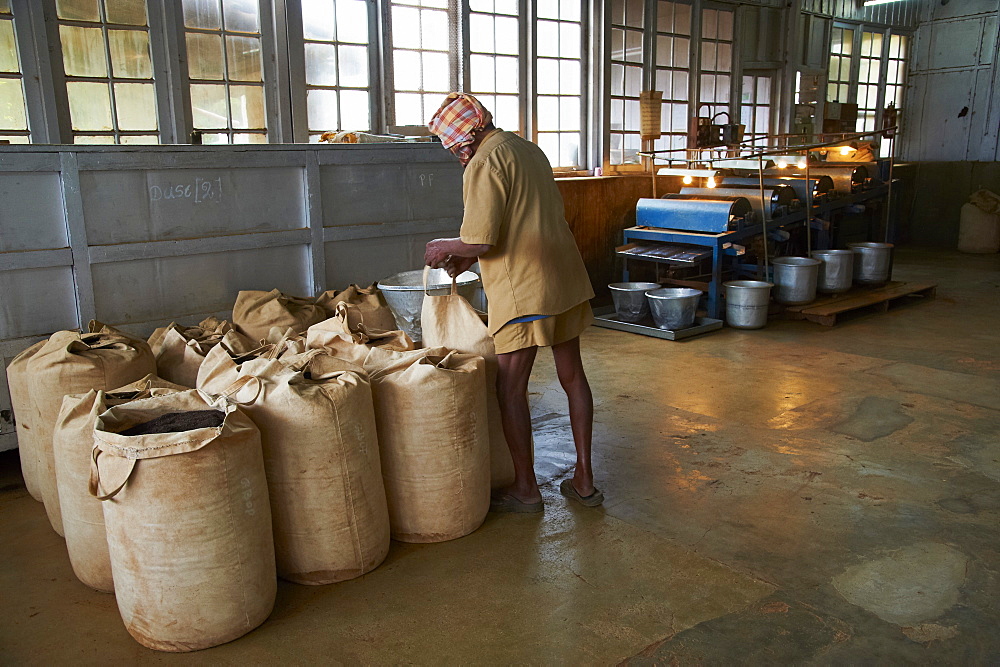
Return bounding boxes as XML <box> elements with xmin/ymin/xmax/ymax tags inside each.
<box><xmin>376</xmin><ymin>269</ymin><xmax>480</xmax><ymax>341</ymax></box>
<box><xmin>608</xmin><ymin>282</ymin><xmax>660</xmax><ymax>322</ymax></box>
<box><xmin>645</xmin><ymin>288</ymin><xmax>701</xmax><ymax>330</ymax></box>
<box><xmin>811</xmin><ymin>249</ymin><xmax>854</xmax><ymax>293</ymax></box>
<box><xmin>848</xmin><ymin>242</ymin><xmax>893</xmax><ymax>285</ymax></box>
<box><xmin>772</xmin><ymin>256</ymin><xmax>821</xmax><ymax>305</ymax></box>
<box><xmin>723</xmin><ymin>280</ymin><xmax>772</xmax><ymax>329</ymax></box>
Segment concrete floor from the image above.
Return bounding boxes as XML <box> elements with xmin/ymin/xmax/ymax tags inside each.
<box><xmin>1</xmin><ymin>247</ymin><xmax>998</xmax><ymax>664</ymax></box>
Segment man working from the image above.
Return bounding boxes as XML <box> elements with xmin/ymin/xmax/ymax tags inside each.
<box><xmin>423</xmin><ymin>92</ymin><xmax>602</xmax><ymax>512</ymax></box>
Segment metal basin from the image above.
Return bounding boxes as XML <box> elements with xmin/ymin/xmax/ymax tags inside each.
<box><xmin>608</xmin><ymin>282</ymin><xmax>660</xmax><ymax>323</ymax></box>
<box><xmin>645</xmin><ymin>288</ymin><xmax>701</xmax><ymax>330</ymax></box>
<box><xmin>811</xmin><ymin>249</ymin><xmax>854</xmax><ymax>293</ymax></box>
<box><xmin>772</xmin><ymin>256</ymin><xmax>821</xmax><ymax>305</ymax></box>
<box><xmin>847</xmin><ymin>242</ymin><xmax>893</xmax><ymax>285</ymax></box>
<box><xmin>723</xmin><ymin>280</ymin><xmax>772</xmax><ymax>329</ymax></box>
<box><xmin>377</xmin><ymin>269</ymin><xmax>480</xmax><ymax>341</ymax></box>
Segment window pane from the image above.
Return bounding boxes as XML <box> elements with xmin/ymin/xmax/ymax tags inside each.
<box><xmin>106</xmin><ymin>0</ymin><xmax>148</xmax><ymax>26</ymax></box>
<box><xmin>559</xmin><ymin>96</ymin><xmax>579</xmax><ymax>130</ymax></box>
<box><xmin>394</xmin><ymin>92</ymin><xmax>422</xmax><ymax>125</ymax></box>
<box><xmin>537</xmin><ymin>20</ymin><xmax>558</xmax><ymax>58</ymax></box>
<box><xmin>60</xmin><ymin>26</ymin><xmax>108</xmax><ymax>77</ymax></box>
<box><xmin>471</xmin><ymin>53</ymin><xmax>494</xmax><ymax>91</ymax></box>
<box><xmin>674</xmin><ymin>37</ymin><xmax>689</xmax><ymax>68</ymax></box>
<box><xmin>305</xmin><ymin>42</ymin><xmax>338</xmax><ymax>86</ymax></box>
<box><xmin>109</xmin><ymin>30</ymin><xmax>152</xmax><ymax>78</ymax></box>
<box><xmin>75</xmin><ymin>135</ymin><xmax>116</xmax><ymax>144</ymax></box>
<box><xmin>537</xmin><ymin>132</ymin><xmax>558</xmax><ymax>164</ymax></box>
<box><xmin>230</xmin><ymin>84</ymin><xmax>264</xmax><ymax>129</ymax></box>
<box><xmin>337</xmin><ymin>0</ymin><xmax>369</xmax><ymax>44</ymax></box>
<box><xmin>625</xmin><ymin>29</ymin><xmax>642</xmax><ymax>62</ymax></box>
<box><xmin>625</xmin><ymin>0</ymin><xmax>643</xmax><ymax>26</ymax></box>
<box><xmin>302</xmin><ymin>0</ymin><xmax>335</xmax><ymax>41</ymax></box>
<box><xmin>559</xmin><ymin>0</ymin><xmax>579</xmax><ymax>21</ymax></box>
<box><xmin>717</xmin><ymin>42</ymin><xmax>731</xmax><ymax>72</ymax></box>
<box><xmin>226</xmin><ymin>35</ymin><xmax>262</xmax><ymax>81</ymax></box>
<box><xmin>537</xmin><ymin>0</ymin><xmax>558</xmax><ymax>20</ymax></box>
<box><xmin>57</xmin><ymin>0</ymin><xmax>100</xmax><ymax>22</ymax></box>
<box><xmin>560</xmin><ymin>22</ymin><xmax>580</xmax><ymax>58</ymax></box>
<box><xmin>537</xmin><ymin>58</ymin><xmax>558</xmax><ymax>94</ymax></box>
<box><xmin>559</xmin><ymin>132</ymin><xmax>579</xmax><ymax>167</ymax></box>
<box><xmin>471</xmin><ymin>14</ymin><xmax>495</xmax><ymax>52</ymax></box>
<box><xmin>392</xmin><ymin>7</ymin><xmax>421</xmax><ymax>48</ymax></box>
<box><xmin>183</xmin><ymin>0</ymin><xmax>221</xmax><ymax>29</ymax></box>
<box><xmin>421</xmin><ymin>51</ymin><xmax>449</xmax><ymax>91</ymax></box>
<box><xmin>495</xmin><ymin>0</ymin><xmax>517</xmax><ymax>16</ymax></box>
<box><xmin>0</xmin><ymin>1</ymin><xmax>8</xmax><ymax>13</ymax></box>
<box><xmin>672</xmin><ymin>71</ymin><xmax>687</xmax><ymax>99</ymax></box>
<box><xmin>191</xmin><ymin>83</ymin><xmax>228</xmax><ymax>128</ymax></box>
<box><xmin>537</xmin><ymin>95</ymin><xmax>558</xmax><ymax>131</ymax></box>
<box><xmin>393</xmin><ymin>50</ymin><xmax>421</xmax><ymax>90</ymax></box>
<box><xmin>223</xmin><ymin>0</ymin><xmax>260</xmax><ymax>33</ymax></box>
<box><xmin>421</xmin><ymin>10</ymin><xmax>448</xmax><ymax>49</ymax></box>
<box><xmin>717</xmin><ymin>10</ymin><xmax>733</xmax><ymax>40</ymax></box>
<box><xmin>338</xmin><ymin>44</ymin><xmax>368</xmax><ymax>88</ymax></box>
<box><xmin>201</xmin><ymin>132</ymin><xmax>229</xmax><ymax>144</ymax></box>
<box><xmin>114</xmin><ymin>82</ymin><xmax>156</xmax><ymax>130</ymax></box>
<box><xmin>67</xmin><ymin>81</ymin><xmax>113</xmax><ymax>130</ymax></box>
<box><xmin>624</xmin><ymin>64</ymin><xmax>641</xmax><ymax>97</ymax></box>
<box><xmin>496</xmin><ymin>55</ymin><xmax>517</xmax><ymax>93</ymax></box>
<box><xmin>0</xmin><ymin>78</ymin><xmax>27</xmax><ymax>130</ymax></box>
<box><xmin>120</xmin><ymin>134</ymin><xmax>158</xmax><ymax>144</ymax></box>
<box><xmin>186</xmin><ymin>32</ymin><xmax>224</xmax><ymax>79</ymax></box>
<box><xmin>0</xmin><ymin>136</ymin><xmax>31</xmax><ymax>144</ymax></box>
<box><xmin>701</xmin><ymin>9</ymin><xmax>716</xmax><ymax>39</ymax></box>
<box><xmin>701</xmin><ymin>41</ymin><xmax>716</xmax><ymax>70</ymax></box>
<box><xmin>307</xmin><ymin>87</ymin><xmax>339</xmax><ymax>130</ymax></box>
<box><xmin>494</xmin><ymin>94</ymin><xmax>518</xmax><ymax>131</ymax></box>
<box><xmin>560</xmin><ymin>59</ymin><xmax>580</xmax><ymax>95</ymax></box>
<box><xmin>233</xmin><ymin>133</ymin><xmax>267</xmax><ymax>144</ymax></box>
<box><xmin>675</xmin><ymin>3</ymin><xmax>691</xmax><ymax>33</ymax></box>
<box><xmin>340</xmin><ymin>88</ymin><xmax>370</xmax><ymax>129</ymax></box>
<box><xmin>0</xmin><ymin>20</ymin><xmax>18</xmax><ymax>72</ymax></box>
<box><xmin>657</xmin><ymin>0</ymin><xmax>672</xmax><ymax>32</ymax></box>
<box><xmin>495</xmin><ymin>16</ymin><xmax>518</xmax><ymax>55</ymax></box>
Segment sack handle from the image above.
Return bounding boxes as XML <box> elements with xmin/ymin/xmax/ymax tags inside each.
<box><xmin>423</xmin><ymin>265</ymin><xmax>458</xmax><ymax>296</ymax></box>
<box><xmin>88</xmin><ymin>447</ymin><xmax>137</xmax><ymax>501</ymax></box>
<box><xmin>219</xmin><ymin>375</ymin><xmax>263</xmax><ymax>405</ymax></box>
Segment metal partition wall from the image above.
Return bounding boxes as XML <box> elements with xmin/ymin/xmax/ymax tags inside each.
<box><xmin>0</xmin><ymin>142</ymin><xmax>463</xmax><ymax>451</ymax></box>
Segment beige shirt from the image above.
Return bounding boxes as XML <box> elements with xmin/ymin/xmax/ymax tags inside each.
<box><xmin>459</xmin><ymin>130</ymin><xmax>595</xmax><ymax>335</ymax></box>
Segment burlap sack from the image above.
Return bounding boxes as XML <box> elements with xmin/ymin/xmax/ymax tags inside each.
<box><xmin>233</xmin><ymin>289</ymin><xmax>327</xmax><ymax>342</ymax></box>
<box><xmin>199</xmin><ymin>349</ymin><xmax>389</xmax><ymax>584</ymax></box>
<box><xmin>91</xmin><ymin>390</ymin><xmax>275</xmax><ymax>652</ymax></box>
<box><xmin>147</xmin><ymin>317</ymin><xmax>232</xmax><ymax>388</ymax></box>
<box><xmin>27</xmin><ymin>330</ymin><xmax>156</xmax><ymax>536</ymax></box>
<box><xmin>307</xmin><ymin>303</ymin><xmax>414</xmax><ymax>366</ymax></box>
<box><xmin>315</xmin><ymin>284</ymin><xmax>398</xmax><ymax>332</ymax></box>
<box><xmin>421</xmin><ymin>275</ymin><xmax>518</xmax><ymax>490</ymax></box>
<box><xmin>6</xmin><ymin>341</ymin><xmax>46</xmax><ymax>501</ymax></box>
<box><xmin>54</xmin><ymin>375</ymin><xmax>186</xmax><ymax>592</ymax></box>
<box><xmin>264</xmin><ymin>326</ymin><xmax>307</xmax><ymax>358</ymax></box>
<box><xmin>365</xmin><ymin>348</ymin><xmax>490</xmax><ymax>543</ymax></box>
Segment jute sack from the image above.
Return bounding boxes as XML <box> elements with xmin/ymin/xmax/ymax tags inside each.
<box><xmin>233</xmin><ymin>289</ymin><xmax>327</xmax><ymax>342</ymax></box>
<box><xmin>90</xmin><ymin>389</ymin><xmax>275</xmax><ymax>652</ymax></box>
<box><xmin>54</xmin><ymin>375</ymin><xmax>186</xmax><ymax>592</ymax></box>
<box><xmin>199</xmin><ymin>348</ymin><xmax>389</xmax><ymax>584</ymax></box>
<box><xmin>421</xmin><ymin>271</ymin><xmax>518</xmax><ymax>490</ymax></box>
<box><xmin>365</xmin><ymin>347</ymin><xmax>490</xmax><ymax>543</ymax></box>
<box><xmin>27</xmin><ymin>330</ymin><xmax>156</xmax><ymax>536</ymax></box>
<box><xmin>6</xmin><ymin>341</ymin><xmax>46</xmax><ymax>501</ymax></box>
<box><xmin>307</xmin><ymin>303</ymin><xmax>414</xmax><ymax>366</ymax></box>
<box><xmin>316</xmin><ymin>284</ymin><xmax>398</xmax><ymax>332</ymax></box>
<box><xmin>147</xmin><ymin>317</ymin><xmax>232</xmax><ymax>388</ymax></box>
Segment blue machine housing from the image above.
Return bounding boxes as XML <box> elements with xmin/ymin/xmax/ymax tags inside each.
<box><xmin>635</xmin><ymin>195</ymin><xmax>754</xmax><ymax>233</ymax></box>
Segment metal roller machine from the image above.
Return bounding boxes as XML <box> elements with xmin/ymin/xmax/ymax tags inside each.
<box><xmin>680</xmin><ymin>185</ymin><xmax>796</xmax><ymax>222</ymax></box>
<box><xmin>721</xmin><ymin>175</ymin><xmax>835</xmax><ymax>204</ymax></box>
<box><xmin>636</xmin><ymin>195</ymin><xmax>755</xmax><ymax>232</ymax></box>
<box><xmin>765</xmin><ymin>165</ymin><xmax>871</xmax><ymax>197</ymax></box>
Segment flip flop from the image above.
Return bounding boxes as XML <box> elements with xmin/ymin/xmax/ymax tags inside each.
<box><xmin>490</xmin><ymin>493</ymin><xmax>543</xmax><ymax>514</ymax></box>
<box><xmin>560</xmin><ymin>479</ymin><xmax>604</xmax><ymax>507</ymax></box>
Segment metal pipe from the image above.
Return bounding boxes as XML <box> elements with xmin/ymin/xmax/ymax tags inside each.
<box><xmin>804</xmin><ymin>156</ymin><xmax>812</xmax><ymax>255</ymax></box>
<box><xmin>759</xmin><ymin>153</ymin><xmax>768</xmax><ymax>276</ymax></box>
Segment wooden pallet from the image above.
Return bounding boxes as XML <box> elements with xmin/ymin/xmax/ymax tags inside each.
<box><xmin>776</xmin><ymin>281</ymin><xmax>937</xmax><ymax>326</ymax></box>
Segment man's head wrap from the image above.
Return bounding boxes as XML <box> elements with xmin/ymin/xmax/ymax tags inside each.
<box><xmin>427</xmin><ymin>93</ymin><xmax>493</xmax><ymax>165</ymax></box>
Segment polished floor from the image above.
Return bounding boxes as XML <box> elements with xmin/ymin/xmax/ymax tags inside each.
<box><xmin>1</xmin><ymin>248</ymin><xmax>998</xmax><ymax>664</ymax></box>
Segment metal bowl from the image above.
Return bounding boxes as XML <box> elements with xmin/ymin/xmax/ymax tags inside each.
<box><xmin>608</xmin><ymin>282</ymin><xmax>660</xmax><ymax>323</ymax></box>
<box><xmin>645</xmin><ymin>287</ymin><xmax>701</xmax><ymax>330</ymax></box>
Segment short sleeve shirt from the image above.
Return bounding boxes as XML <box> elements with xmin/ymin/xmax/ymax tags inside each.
<box><xmin>460</xmin><ymin>130</ymin><xmax>595</xmax><ymax>335</ymax></box>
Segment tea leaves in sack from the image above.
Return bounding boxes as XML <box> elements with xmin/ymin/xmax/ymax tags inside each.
<box><xmin>90</xmin><ymin>389</ymin><xmax>275</xmax><ymax>652</ymax></box>
<box><xmin>54</xmin><ymin>375</ymin><xmax>186</xmax><ymax>592</ymax></box>
<box><xmin>5</xmin><ymin>341</ymin><xmax>47</xmax><ymax>502</ymax></box>
<box><xmin>306</xmin><ymin>302</ymin><xmax>414</xmax><ymax>366</ymax></box>
<box><xmin>365</xmin><ymin>348</ymin><xmax>490</xmax><ymax>543</ymax></box>
<box><xmin>27</xmin><ymin>330</ymin><xmax>156</xmax><ymax>536</ymax></box>
<box><xmin>199</xmin><ymin>348</ymin><xmax>390</xmax><ymax>584</ymax></box>
<box><xmin>315</xmin><ymin>283</ymin><xmax>398</xmax><ymax>332</ymax></box>
<box><xmin>421</xmin><ymin>274</ymin><xmax>518</xmax><ymax>490</ymax></box>
<box><xmin>233</xmin><ymin>289</ymin><xmax>327</xmax><ymax>342</ymax></box>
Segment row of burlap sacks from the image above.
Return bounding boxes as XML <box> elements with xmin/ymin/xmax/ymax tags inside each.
<box><xmin>5</xmin><ymin>281</ymin><xmax>514</xmax><ymax>652</ymax></box>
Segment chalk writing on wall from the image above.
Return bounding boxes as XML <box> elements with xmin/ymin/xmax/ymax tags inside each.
<box><xmin>149</xmin><ymin>177</ymin><xmax>223</xmax><ymax>204</ymax></box>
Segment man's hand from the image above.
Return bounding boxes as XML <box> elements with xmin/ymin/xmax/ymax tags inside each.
<box><xmin>424</xmin><ymin>237</ymin><xmax>491</xmax><ymax>271</ymax></box>
<box><xmin>424</xmin><ymin>239</ymin><xmax>452</xmax><ymax>269</ymax></box>
<box><xmin>444</xmin><ymin>255</ymin><xmax>477</xmax><ymax>278</ymax></box>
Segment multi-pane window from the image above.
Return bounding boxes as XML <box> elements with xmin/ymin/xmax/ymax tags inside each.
<box><xmin>56</xmin><ymin>0</ymin><xmax>158</xmax><ymax>144</ymax></box>
<box><xmin>652</xmin><ymin>0</ymin><xmax>690</xmax><ymax>156</ymax></box>
<box><xmin>388</xmin><ymin>0</ymin><xmax>455</xmax><ymax>127</ymax></box>
<box><xmin>534</xmin><ymin>0</ymin><xmax>583</xmax><ymax>168</ymax></box>
<box><xmin>827</xmin><ymin>26</ymin><xmax>853</xmax><ymax>104</ymax></box>
<box><xmin>184</xmin><ymin>0</ymin><xmax>266</xmax><ymax>144</ymax></box>
<box><xmin>468</xmin><ymin>0</ymin><xmax>520</xmax><ymax>133</ymax></box>
<box><xmin>301</xmin><ymin>0</ymin><xmax>372</xmax><ymax>140</ymax></box>
<box><xmin>609</xmin><ymin>0</ymin><xmax>644</xmax><ymax>165</ymax></box>
<box><xmin>740</xmin><ymin>73</ymin><xmax>772</xmax><ymax>146</ymax></box>
<box><xmin>856</xmin><ymin>30</ymin><xmax>882</xmax><ymax>133</ymax></box>
<box><xmin>698</xmin><ymin>7</ymin><xmax>733</xmax><ymax>123</ymax></box>
<box><xmin>0</xmin><ymin>0</ymin><xmax>28</xmax><ymax>143</ymax></box>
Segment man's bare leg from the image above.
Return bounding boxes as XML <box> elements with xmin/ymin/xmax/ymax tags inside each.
<box><xmin>495</xmin><ymin>345</ymin><xmax>541</xmax><ymax>504</ymax></box>
<box><xmin>551</xmin><ymin>336</ymin><xmax>595</xmax><ymax>497</ymax></box>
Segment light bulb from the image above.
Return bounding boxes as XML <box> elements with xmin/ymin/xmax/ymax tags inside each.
<box><xmin>840</xmin><ymin>146</ymin><xmax>852</xmax><ymax>155</ymax></box>
<box><xmin>776</xmin><ymin>159</ymin><xmax>787</xmax><ymax>169</ymax></box>
<box><xmin>706</xmin><ymin>177</ymin><xmax>717</xmax><ymax>188</ymax></box>
<box><xmin>682</xmin><ymin>175</ymin><xmax>693</xmax><ymax>184</ymax></box>
<box><xmin>797</xmin><ymin>159</ymin><xmax>807</xmax><ymax>169</ymax></box>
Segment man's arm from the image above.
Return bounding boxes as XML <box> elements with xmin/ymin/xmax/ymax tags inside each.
<box><xmin>425</xmin><ymin>238</ymin><xmax>492</xmax><ymax>277</ymax></box>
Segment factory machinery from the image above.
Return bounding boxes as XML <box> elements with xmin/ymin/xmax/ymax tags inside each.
<box><xmin>615</xmin><ymin>132</ymin><xmax>897</xmax><ymax>322</ymax></box>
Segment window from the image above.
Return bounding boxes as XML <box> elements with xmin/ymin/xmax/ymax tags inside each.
<box><xmin>827</xmin><ymin>26</ymin><xmax>853</xmax><ymax>104</ymax></box>
<box><xmin>387</xmin><ymin>0</ymin><xmax>455</xmax><ymax>127</ymax></box>
<box><xmin>856</xmin><ymin>30</ymin><xmax>882</xmax><ymax>134</ymax></box>
<box><xmin>468</xmin><ymin>0</ymin><xmax>520</xmax><ymax>133</ymax></box>
<box><xmin>0</xmin><ymin>0</ymin><xmax>28</xmax><ymax>143</ymax></box>
<box><xmin>740</xmin><ymin>73</ymin><xmax>773</xmax><ymax>146</ymax></box>
<box><xmin>534</xmin><ymin>0</ymin><xmax>583</xmax><ymax>168</ymax></box>
<box><xmin>652</xmin><ymin>0</ymin><xmax>690</xmax><ymax>156</ymax></box>
<box><xmin>184</xmin><ymin>0</ymin><xmax>266</xmax><ymax>144</ymax></box>
<box><xmin>698</xmin><ymin>6</ymin><xmax>733</xmax><ymax>125</ymax></box>
<box><xmin>609</xmin><ymin>0</ymin><xmax>644</xmax><ymax>165</ymax></box>
<box><xmin>56</xmin><ymin>0</ymin><xmax>158</xmax><ymax>144</ymax></box>
<box><xmin>301</xmin><ymin>0</ymin><xmax>373</xmax><ymax>139</ymax></box>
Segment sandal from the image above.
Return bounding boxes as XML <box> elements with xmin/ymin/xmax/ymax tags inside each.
<box><xmin>490</xmin><ymin>493</ymin><xmax>543</xmax><ymax>514</ymax></box>
<box><xmin>560</xmin><ymin>479</ymin><xmax>604</xmax><ymax>507</ymax></box>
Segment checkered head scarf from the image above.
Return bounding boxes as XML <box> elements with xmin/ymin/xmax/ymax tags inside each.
<box><xmin>427</xmin><ymin>93</ymin><xmax>493</xmax><ymax>165</ymax></box>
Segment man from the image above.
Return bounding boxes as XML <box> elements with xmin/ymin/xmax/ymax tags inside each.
<box><xmin>424</xmin><ymin>92</ymin><xmax>602</xmax><ymax>512</ymax></box>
